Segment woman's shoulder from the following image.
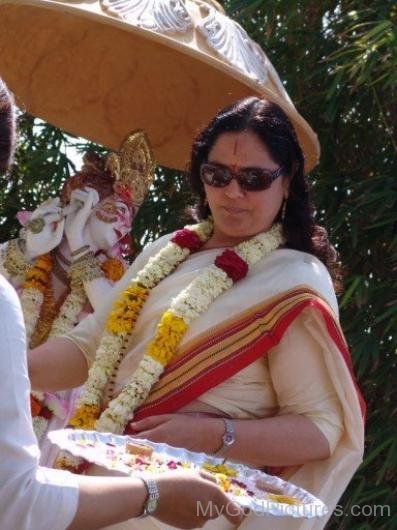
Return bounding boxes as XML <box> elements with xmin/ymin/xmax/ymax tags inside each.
<box><xmin>274</xmin><ymin>248</ymin><xmax>331</xmax><ymax>278</ymax></box>
<box><xmin>139</xmin><ymin>232</ymin><xmax>174</xmax><ymax>258</ymax></box>
<box><xmin>265</xmin><ymin>248</ymin><xmax>338</xmax><ymax>314</ymax></box>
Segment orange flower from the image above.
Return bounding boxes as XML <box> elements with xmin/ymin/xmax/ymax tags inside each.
<box><xmin>23</xmin><ymin>253</ymin><xmax>53</xmax><ymax>294</ymax></box>
<box><xmin>101</xmin><ymin>257</ymin><xmax>125</xmax><ymax>282</ymax></box>
<box><xmin>30</xmin><ymin>394</ymin><xmax>42</xmax><ymax>417</ymax></box>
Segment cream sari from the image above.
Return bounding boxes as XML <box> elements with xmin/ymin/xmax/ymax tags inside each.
<box><xmin>65</xmin><ymin>234</ymin><xmax>365</xmax><ymax>530</ymax></box>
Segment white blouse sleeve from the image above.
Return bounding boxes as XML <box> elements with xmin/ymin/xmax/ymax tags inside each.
<box><xmin>0</xmin><ymin>274</ymin><xmax>79</xmax><ymax>530</ymax></box>
<box><xmin>268</xmin><ymin>307</ymin><xmax>344</xmax><ymax>454</ymax></box>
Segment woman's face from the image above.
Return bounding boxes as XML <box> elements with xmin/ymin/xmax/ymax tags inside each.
<box><xmin>204</xmin><ymin>130</ymin><xmax>289</xmax><ymax>245</ymax></box>
<box><xmin>86</xmin><ymin>196</ymin><xmax>133</xmax><ymax>251</ymax></box>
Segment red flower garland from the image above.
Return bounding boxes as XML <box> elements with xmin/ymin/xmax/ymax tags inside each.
<box><xmin>215</xmin><ymin>249</ymin><xmax>248</xmax><ymax>282</ymax></box>
<box><xmin>171</xmin><ymin>229</ymin><xmax>202</xmax><ymax>252</ymax></box>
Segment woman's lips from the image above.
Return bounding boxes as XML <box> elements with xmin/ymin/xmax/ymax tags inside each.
<box><xmin>222</xmin><ymin>206</ymin><xmax>247</xmax><ymax>214</ymax></box>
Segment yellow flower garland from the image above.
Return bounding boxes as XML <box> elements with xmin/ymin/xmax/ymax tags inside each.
<box><xmin>107</xmin><ymin>283</ymin><xmax>149</xmax><ymax>334</ymax></box>
<box><xmin>147</xmin><ymin>311</ymin><xmax>188</xmax><ymax>366</ymax></box>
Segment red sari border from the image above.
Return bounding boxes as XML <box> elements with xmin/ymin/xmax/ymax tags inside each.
<box><xmin>128</xmin><ymin>290</ymin><xmax>366</xmax><ymax>427</ymax></box>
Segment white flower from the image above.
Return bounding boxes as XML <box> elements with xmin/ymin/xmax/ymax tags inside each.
<box><xmin>49</xmin><ymin>289</ymin><xmax>87</xmax><ymax>338</ymax></box>
<box><xmin>31</xmin><ymin>390</ymin><xmax>44</xmax><ymax>401</ymax></box>
<box><xmin>20</xmin><ymin>288</ymin><xmax>44</xmax><ymax>345</ymax></box>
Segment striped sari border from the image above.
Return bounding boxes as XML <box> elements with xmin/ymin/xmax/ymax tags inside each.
<box><xmin>130</xmin><ymin>288</ymin><xmax>365</xmax><ymax>424</ymax></box>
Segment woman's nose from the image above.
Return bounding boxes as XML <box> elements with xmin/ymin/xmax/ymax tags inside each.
<box><xmin>223</xmin><ymin>177</ymin><xmax>245</xmax><ymax>198</ymax></box>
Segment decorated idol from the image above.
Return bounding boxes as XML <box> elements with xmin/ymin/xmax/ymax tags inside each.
<box><xmin>0</xmin><ymin>131</ymin><xmax>154</xmax><ymax>446</ymax></box>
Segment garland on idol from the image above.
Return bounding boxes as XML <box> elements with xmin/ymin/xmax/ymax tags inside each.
<box><xmin>1</xmin><ymin>239</ymin><xmax>124</xmax><ymax>441</ymax></box>
<box><xmin>2</xmin><ymin>239</ymin><xmax>124</xmax><ymax>345</ymax></box>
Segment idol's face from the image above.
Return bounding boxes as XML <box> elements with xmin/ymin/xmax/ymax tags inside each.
<box><xmin>87</xmin><ymin>196</ymin><xmax>133</xmax><ymax>251</ymax></box>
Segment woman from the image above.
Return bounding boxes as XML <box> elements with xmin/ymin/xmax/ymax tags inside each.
<box><xmin>0</xmin><ymin>77</ymin><xmax>242</xmax><ymax>530</ymax></box>
<box><xmin>30</xmin><ymin>97</ymin><xmax>365</xmax><ymax>530</ymax></box>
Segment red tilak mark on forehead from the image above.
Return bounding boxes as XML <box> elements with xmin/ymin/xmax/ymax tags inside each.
<box><xmin>229</xmin><ymin>138</ymin><xmax>241</xmax><ymax>172</ymax></box>
<box><xmin>232</xmin><ymin>139</ymin><xmax>238</xmax><ymax>155</ymax></box>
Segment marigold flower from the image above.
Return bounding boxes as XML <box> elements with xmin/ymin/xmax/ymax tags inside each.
<box><xmin>30</xmin><ymin>394</ymin><xmax>42</xmax><ymax>417</ymax></box>
<box><xmin>147</xmin><ymin>310</ymin><xmax>188</xmax><ymax>365</ymax></box>
<box><xmin>101</xmin><ymin>257</ymin><xmax>125</xmax><ymax>282</ymax></box>
<box><xmin>69</xmin><ymin>404</ymin><xmax>101</xmax><ymax>430</ymax></box>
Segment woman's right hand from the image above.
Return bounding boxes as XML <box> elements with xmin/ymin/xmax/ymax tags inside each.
<box><xmin>154</xmin><ymin>471</ymin><xmax>244</xmax><ymax>528</ymax></box>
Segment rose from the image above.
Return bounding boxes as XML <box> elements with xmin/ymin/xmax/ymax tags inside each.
<box><xmin>215</xmin><ymin>249</ymin><xmax>248</xmax><ymax>282</ymax></box>
<box><xmin>171</xmin><ymin>229</ymin><xmax>202</xmax><ymax>251</ymax></box>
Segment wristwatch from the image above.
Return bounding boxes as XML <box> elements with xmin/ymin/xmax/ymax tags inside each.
<box><xmin>138</xmin><ymin>476</ymin><xmax>160</xmax><ymax>517</ymax></box>
<box><xmin>214</xmin><ymin>418</ymin><xmax>236</xmax><ymax>457</ymax></box>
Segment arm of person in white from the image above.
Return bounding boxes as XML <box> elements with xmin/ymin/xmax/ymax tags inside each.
<box><xmin>0</xmin><ymin>273</ymin><xmax>79</xmax><ymax>530</ymax></box>
<box><xmin>1</xmin><ymin>274</ymin><xmax>243</xmax><ymax>530</ymax></box>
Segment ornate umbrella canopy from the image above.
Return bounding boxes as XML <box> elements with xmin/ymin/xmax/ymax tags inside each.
<box><xmin>0</xmin><ymin>0</ymin><xmax>320</xmax><ymax>171</ymax></box>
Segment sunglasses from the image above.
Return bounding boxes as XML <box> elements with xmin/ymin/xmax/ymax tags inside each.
<box><xmin>200</xmin><ymin>162</ymin><xmax>284</xmax><ymax>192</ymax></box>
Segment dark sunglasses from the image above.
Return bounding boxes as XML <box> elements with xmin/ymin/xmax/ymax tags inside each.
<box><xmin>200</xmin><ymin>162</ymin><xmax>284</xmax><ymax>191</ymax></box>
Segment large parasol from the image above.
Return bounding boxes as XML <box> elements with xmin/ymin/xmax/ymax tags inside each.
<box><xmin>0</xmin><ymin>0</ymin><xmax>320</xmax><ymax>171</ymax></box>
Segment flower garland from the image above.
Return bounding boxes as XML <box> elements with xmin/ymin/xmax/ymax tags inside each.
<box><xmin>1</xmin><ymin>238</ymin><xmax>30</xmax><ymax>284</ymax></box>
<box><xmin>0</xmin><ymin>241</ymin><xmax>124</xmax><ymax>441</ymax></box>
<box><xmin>19</xmin><ymin>254</ymin><xmax>53</xmax><ymax>345</ymax></box>
<box><xmin>66</xmin><ymin>220</ymin><xmax>283</xmax><ymax>442</ymax></box>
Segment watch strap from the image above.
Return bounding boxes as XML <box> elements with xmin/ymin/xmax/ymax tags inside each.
<box><xmin>214</xmin><ymin>418</ymin><xmax>236</xmax><ymax>457</ymax></box>
<box><xmin>138</xmin><ymin>476</ymin><xmax>160</xmax><ymax>517</ymax></box>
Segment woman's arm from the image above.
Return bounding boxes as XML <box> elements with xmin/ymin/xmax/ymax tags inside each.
<box><xmin>130</xmin><ymin>308</ymin><xmax>343</xmax><ymax>467</ymax></box>
<box><xmin>128</xmin><ymin>413</ymin><xmax>330</xmax><ymax>468</ymax></box>
<box><xmin>29</xmin><ymin>236</ymin><xmax>172</xmax><ymax>392</ymax></box>
<box><xmin>28</xmin><ymin>337</ymin><xmax>88</xmax><ymax>391</ymax></box>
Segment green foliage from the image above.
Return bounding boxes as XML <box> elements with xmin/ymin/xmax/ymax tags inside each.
<box><xmin>1</xmin><ymin>1</ymin><xmax>396</xmax><ymax>527</ymax></box>
<box><xmin>226</xmin><ymin>1</ymin><xmax>397</xmax><ymax>526</ymax></box>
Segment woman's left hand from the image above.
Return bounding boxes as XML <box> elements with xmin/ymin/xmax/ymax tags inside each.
<box><xmin>129</xmin><ymin>414</ymin><xmax>224</xmax><ymax>454</ymax></box>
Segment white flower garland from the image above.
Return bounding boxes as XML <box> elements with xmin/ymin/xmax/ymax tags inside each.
<box><xmin>49</xmin><ymin>287</ymin><xmax>87</xmax><ymax>338</ymax></box>
<box><xmin>69</xmin><ymin>221</ymin><xmax>283</xmax><ymax>439</ymax></box>
<box><xmin>20</xmin><ymin>288</ymin><xmax>44</xmax><ymax>345</ymax></box>
<box><xmin>75</xmin><ymin>220</ymin><xmax>214</xmax><ymax>414</ymax></box>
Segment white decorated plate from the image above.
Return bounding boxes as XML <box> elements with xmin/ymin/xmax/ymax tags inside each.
<box><xmin>48</xmin><ymin>429</ymin><xmax>328</xmax><ymax>519</ymax></box>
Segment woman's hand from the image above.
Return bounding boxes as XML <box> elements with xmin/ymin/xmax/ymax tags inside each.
<box><xmin>24</xmin><ymin>197</ymin><xmax>65</xmax><ymax>259</ymax></box>
<box><xmin>154</xmin><ymin>471</ymin><xmax>244</xmax><ymax>528</ymax></box>
<box><xmin>129</xmin><ymin>414</ymin><xmax>224</xmax><ymax>454</ymax></box>
<box><xmin>64</xmin><ymin>187</ymin><xmax>99</xmax><ymax>252</ymax></box>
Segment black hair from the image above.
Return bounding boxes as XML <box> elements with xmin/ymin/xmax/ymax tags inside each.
<box><xmin>188</xmin><ymin>97</ymin><xmax>342</xmax><ymax>290</ymax></box>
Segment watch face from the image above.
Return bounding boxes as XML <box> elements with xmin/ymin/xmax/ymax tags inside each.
<box><xmin>223</xmin><ymin>433</ymin><xmax>235</xmax><ymax>446</ymax></box>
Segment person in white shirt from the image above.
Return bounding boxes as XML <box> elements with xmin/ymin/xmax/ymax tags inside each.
<box><xmin>0</xmin><ymin>78</ymin><xmax>243</xmax><ymax>530</ymax></box>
